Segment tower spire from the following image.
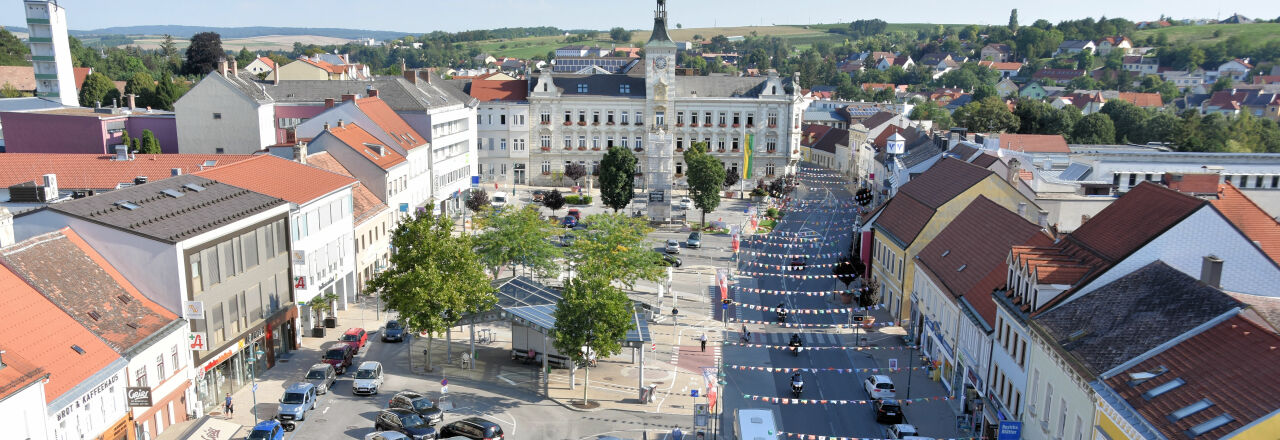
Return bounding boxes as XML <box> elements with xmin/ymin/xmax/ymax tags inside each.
<box><xmin>648</xmin><ymin>0</ymin><xmax>672</xmax><ymax>43</ymax></box>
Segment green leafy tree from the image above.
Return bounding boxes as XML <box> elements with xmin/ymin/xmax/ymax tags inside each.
<box><xmin>153</xmin><ymin>73</ymin><xmax>179</xmax><ymax>110</ymax></box>
<box><xmin>78</xmin><ymin>72</ymin><xmax>116</xmax><ymax>107</ymax></box>
<box><xmin>570</xmin><ymin>213</ymin><xmax>663</xmax><ymax>288</ymax></box>
<box><xmin>543</xmin><ymin>189</ymin><xmax>566</xmax><ymax>217</ymax></box>
<box><xmin>1068</xmin><ymin>75</ymin><xmax>1101</xmax><ymax>91</ymax></box>
<box><xmin>1</xmin><ymin>82</ymin><xmax>24</xmax><ymax>98</ymax></box>
<box><xmin>953</xmin><ymin>97</ymin><xmax>1020</xmax><ymax>133</ymax></box>
<box><xmin>1211</xmin><ymin>76</ymin><xmax>1234</xmax><ymax>92</ymax></box>
<box><xmin>1141</xmin><ymin>112</ymin><xmax>1180</xmax><ymax>144</ymax></box>
<box><xmin>159</xmin><ymin>34</ymin><xmax>179</xmax><ymax>59</ymax></box>
<box><xmin>1071</xmin><ymin>113</ymin><xmax>1116</xmax><ymax>144</ymax></box>
<box><xmin>183</xmin><ymin>32</ymin><xmax>225</xmax><ymax>75</ymax></box>
<box><xmin>139</xmin><ymin>129</ymin><xmax>162</xmax><ymax>154</ymax></box>
<box><xmin>365</xmin><ymin>207</ymin><xmax>498</xmax><ymax>371</ymax></box>
<box><xmin>474</xmin><ymin>205</ymin><xmax>562</xmax><ymax>279</ymax></box>
<box><xmin>1008</xmin><ymin>9</ymin><xmax>1019</xmax><ymax>33</ymax></box>
<box><xmin>609</xmin><ymin>27</ymin><xmax>632</xmax><ymax>43</ymax></box>
<box><xmin>683</xmin><ymin>142</ymin><xmax>726</xmax><ymax>226</ymax></box>
<box><xmin>1100</xmin><ymin>100</ymin><xmax>1149</xmax><ymax>143</ymax></box>
<box><xmin>235</xmin><ymin>47</ymin><xmax>254</xmax><ymax>66</ymax></box>
<box><xmin>0</xmin><ymin>28</ymin><xmax>30</xmax><ymax>66</ymax></box>
<box><xmin>119</xmin><ymin>130</ymin><xmax>133</xmax><ymax>151</ymax></box>
<box><xmin>564</xmin><ymin>163</ymin><xmax>587</xmax><ymax>187</ymax></box>
<box><xmin>124</xmin><ymin>72</ymin><xmax>156</xmax><ymax>108</ymax></box>
<box><xmin>1074</xmin><ymin>50</ymin><xmax>1094</xmax><ymax>70</ymax></box>
<box><xmin>551</xmin><ymin>274</ymin><xmax>636</xmax><ymax>404</ymax></box>
<box><xmin>599</xmin><ymin>146</ymin><xmax>637</xmax><ymax>212</ymax></box>
<box><xmin>909</xmin><ymin>100</ymin><xmax>954</xmax><ymax>129</ymax></box>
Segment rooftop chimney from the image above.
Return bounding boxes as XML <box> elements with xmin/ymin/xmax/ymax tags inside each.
<box><xmin>171</xmin><ymin>168</ymin><xmax>182</xmax><ymax>177</ymax></box>
<box><xmin>0</xmin><ymin>207</ymin><xmax>14</xmax><ymax>248</ymax></box>
<box><xmin>126</xmin><ymin>93</ymin><xmax>137</xmax><ymax>110</ymax></box>
<box><xmin>368</xmin><ymin>88</ymin><xmax>379</xmax><ymax>98</ymax></box>
<box><xmin>1037</xmin><ymin>210</ymin><xmax>1050</xmax><ymax>228</ymax></box>
<box><xmin>324</xmin><ymin>98</ymin><xmax>335</xmax><ymax>109</ymax></box>
<box><xmin>231</xmin><ymin>58</ymin><xmax>238</xmax><ymax>73</ymax></box>
<box><xmin>293</xmin><ymin>141</ymin><xmax>309</xmax><ymax>165</ymax></box>
<box><xmin>133</xmin><ymin>176</ymin><xmax>148</xmax><ymax>185</ymax></box>
<box><xmin>1201</xmin><ymin>255</ymin><xmax>1224</xmax><ymax>288</ymax></box>
<box><xmin>340</xmin><ymin>94</ymin><xmax>357</xmax><ymax>102</ymax></box>
<box><xmin>323</xmin><ymin>122</ymin><xmax>331</xmax><ymax>130</ymax></box>
<box><xmin>218</xmin><ymin>58</ymin><xmax>229</xmax><ymax>77</ymax></box>
<box><xmin>114</xmin><ymin>145</ymin><xmax>129</xmax><ymax>161</ymax></box>
<box><xmin>403</xmin><ymin>69</ymin><xmax>418</xmax><ymax>84</ymax></box>
<box><xmin>337</xmin><ymin>119</ymin><xmax>345</xmax><ymax>128</ymax></box>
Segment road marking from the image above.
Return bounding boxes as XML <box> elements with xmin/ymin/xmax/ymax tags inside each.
<box><xmin>496</xmin><ymin>373</ymin><xmax>519</xmax><ymax>385</ymax></box>
<box><xmin>322</xmin><ymin>406</ymin><xmax>329</xmax><ymax>414</ymax></box>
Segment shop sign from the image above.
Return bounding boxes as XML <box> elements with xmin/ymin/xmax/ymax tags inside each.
<box><xmin>188</xmin><ymin>332</ymin><xmax>208</xmax><ymax>351</ymax></box>
<box><xmin>294</xmin><ymin>276</ymin><xmax>306</xmax><ymax>289</ymax></box>
<box><xmin>56</xmin><ymin>373</ymin><xmax>120</xmax><ymax>421</ymax></box>
<box><xmin>126</xmin><ymin>387</ymin><xmax>153</xmax><ymax>407</ymax></box>
<box><xmin>198</xmin><ymin>339</ymin><xmax>246</xmax><ymax>373</ymax></box>
<box><xmin>291</xmin><ymin>249</ymin><xmax>306</xmax><ymax>265</ymax></box>
<box><xmin>998</xmin><ymin>421</ymin><xmax>1022</xmax><ymax>440</ymax></box>
<box><xmin>182</xmin><ymin>301</ymin><xmax>205</xmax><ymax>320</ymax></box>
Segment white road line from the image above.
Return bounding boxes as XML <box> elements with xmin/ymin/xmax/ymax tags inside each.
<box><xmin>322</xmin><ymin>406</ymin><xmax>329</xmax><ymax>414</ymax></box>
<box><xmin>496</xmin><ymin>373</ymin><xmax>519</xmax><ymax>385</ymax></box>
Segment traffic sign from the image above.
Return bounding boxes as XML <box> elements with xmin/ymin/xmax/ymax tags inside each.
<box><xmin>889</xmin><ymin>358</ymin><xmax>898</xmax><ymax>369</ymax></box>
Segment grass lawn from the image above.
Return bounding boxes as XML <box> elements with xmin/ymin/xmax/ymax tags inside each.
<box><xmin>1134</xmin><ymin>23</ymin><xmax>1280</xmax><ymax>45</ymax></box>
<box><xmin>475</xmin><ymin>35</ymin><xmax>625</xmax><ymax>59</ymax></box>
<box><xmin>758</xmin><ymin>218</ymin><xmax>778</xmax><ymax>231</ymax></box>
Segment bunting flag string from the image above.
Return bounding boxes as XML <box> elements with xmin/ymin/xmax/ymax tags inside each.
<box><xmin>764</xmin><ymin>229</ymin><xmax>855</xmax><ymax>237</ymax></box>
<box><xmin>738</xmin><ymin>250</ymin><xmax>847</xmax><ymax>259</ymax></box>
<box><xmin>725</xmin><ymin>363</ymin><xmax>928</xmax><ymax>372</ymax></box>
<box><xmin>742</xmin><ymin>260</ymin><xmax>843</xmax><ymax>270</ymax></box>
<box><xmin>730</xmin><ymin>318</ymin><xmax>896</xmax><ymax>328</ymax></box>
<box><xmin>723</xmin><ymin>343</ymin><xmax>918</xmax><ymax>352</ymax></box>
<box><xmin>737</xmin><ymin>271</ymin><xmax>842</xmax><ymax>279</ymax></box>
<box><xmin>779</xmin><ymin>431</ymin><xmax>980</xmax><ymax>440</ymax></box>
<box><xmin>741</xmin><ymin>242</ymin><xmax>835</xmax><ymax>250</ymax></box>
<box><xmin>743</xmin><ymin>393</ymin><xmax>957</xmax><ymax>405</ymax></box>
<box><xmin>734</xmin><ymin>302</ymin><xmax>878</xmax><ymax>315</ymax></box>
<box><xmin>732</xmin><ymin>285</ymin><xmax>873</xmax><ymax>297</ymax></box>
<box><xmin>779</xmin><ymin>208</ymin><xmax>860</xmax><ymax>215</ymax></box>
<box><xmin>743</xmin><ymin>235</ymin><xmax>824</xmax><ymax>243</ymax></box>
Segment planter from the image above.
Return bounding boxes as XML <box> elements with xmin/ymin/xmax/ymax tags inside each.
<box><xmin>592</xmin><ymin>147</ymin><xmax>601</xmax><ymax>151</ymax></box>
<box><xmin>542</xmin><ymin>171</ymin><xmax>551</xmax><ymax>176</ymax></box>
<box><xmin>703</xmin><ymin>124</ymin><xmax>713</xmax><ymax>127</ymax></box>
<box><xmin>747</xmin><ymin>124</ymin><xmax>754</xmax><ymax>128</ymax></box>
<box><xmin>564</xmin><ymin>147</ymin><xmax>573</xmax><ymax>151</ymax></box>
<box><xmin>578</xmin><ymin>147</ymin><xmax>588</xmax><ymax>151</ymax></box>
<box><xmin>732</xmin><ymin>124</ymin><xmax>740</xmax><ymax>128</ymax></box>
<box><xmin>540</xmin><ymin>147</ymin><xmax>551</xmax><ymax>151</ymax></box>
<box><xmin>768</xmin><ymin>124</ymin><xmax>777</xmax><ymax>128</ymax></box>
<box><xmin>592</xmin><ymin>122</ymin><xmax>600</xmax><ymax>126</ymax></box>
<box><xmin>563</xmin><ymin>121</ymin><xmax>573</xmax><ymax>126</ymax></box>
<box><xmin>634</xmin><ymin>148</ymin><xmax>644</xmax><ymax>152</ymax></box>
<box><xmin>719</xmin><ymin>124</ymin><xmax>727</xmax><ymax>128</ymax></box>
<box><xmin>311</xmin><ymin>327</ymin><xmax>327</xmax><ymax>338</ymax></box>
<box><xmin>541</xmin><ymin>121</ymin><xmax>551</xmax><ymax>125</ymax></box>
<box><xmin>324</xmin><ymin>316</ymin><xmax>337</xmax><ymax>328</ymax></box>
<box><xmin>607</xmin><ymin>122</ymin><xmax>615</xmax><ymax>125</ymax></box>
<box><xmin>676</xmin><ymin>123</ymin><xmax>685</xmax><ymax>127</ymax></box>
<box><xmin>620</xmin><ymin>122</ymin><xmax>630</xmax><ymax>126</ymax></box>
<box><xmin>675</xmin><ymin>173</ymin><xmax>685</xmax><ymax>178</ymax></box>
<box><xmin>578</xmin><ymin>121</ymin><xmax>587</xmax><ymax>126</ymax></box>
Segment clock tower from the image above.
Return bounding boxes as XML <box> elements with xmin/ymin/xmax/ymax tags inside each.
<box><xmin>644</xmin><ymin>0</ymin><xmax>677</xmax><ymax>222</ymax></box>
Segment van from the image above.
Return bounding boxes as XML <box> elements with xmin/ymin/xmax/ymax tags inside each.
<box><xmin>734</xmin><ymin>408</ymin><xmax>778</xmax><ymax>440</ymax></box>
<box><xmin>277</xmin><ymin>383</ymin><xmax>317</xmax><ymax>421</ymax></box>
<box><xmin>491</xmin><ymin>192</ymin><xmax>508</xmax><ymax>208</ymax></box>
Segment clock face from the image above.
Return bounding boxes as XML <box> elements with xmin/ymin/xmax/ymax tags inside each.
<box><xmin>654</xmin><ymin>57</ymin><xmax>668</xmax><ymax>70</ymax></box>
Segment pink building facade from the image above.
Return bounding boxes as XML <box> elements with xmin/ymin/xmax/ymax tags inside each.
<box><xmin>1</xmin><ymin>109</ymin><xmax>178</xmax><ymax>154</ymax></box>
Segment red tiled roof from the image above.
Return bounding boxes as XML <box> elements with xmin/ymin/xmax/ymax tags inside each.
<box><xmin>355</xmin><ymin>97</ymin><xmax>429</xmax><ymax>151</ymax></box>
<box><xmin>196</xmin><ymin>154</ymin><xmax>356</xmax><ymax>205</ymax></box>
<box><xmin>860</xmin><ymin>83</ymin><xmax>897</xmax><ymax>91</ymax></box>
<box><xmin>1253</xmin><ymin>75</ymin><xmax>1280</xmax><ymax>85</ymax></box>
<box><xmin>917</xmin><ymin>196</ymin><xmax>1046</xmax><ymax>299</ymax></box>
<box><xmin>1069</xmin><ymin>182</ymin><xmax>1206</xmax><ymax>262</ymax></box>
<box><xmin>998</xmin><ymin>134</ymin><xmax>1070</xmax><ymax>154</ymax></box>
<box><xmin>0</xmin><ymin>153</ymin><xmax>257</xmax><ymax>189</ymax></box>
<box><xmin>872</xmin><ymin>125</ymin><xmax>906</xmax><ymax>150</ymax></box>
<box><xmin>1209</xmin><ymin>183</ymin><xmax>1280</xmax><ymax>264</ymax></box>
<box><xmin>0</xmin><ymin>263</ymin><xmax>120</xmax><ymax>404</ymax></box>
<box><xmin>801</xmin><ymin>125</ymin><xmax>832</xmax><ymax>147</ymax></box>
<box><xmin>971</xmin><ymin>152</ymin><xmax>1000</xmax><ymax>168</ymax></box>
<box><xmin>1162</xmin><ymin>172</ymin><xmax>1221</xmax><ymax>194</ymax></box>
<box><xmin>305</xmin><ymin>152</ymin><xmax>388</xmax><ymax>226</ymax></box>
<box><xmin>469</xmin><ymin>79</ymin><xmax>529</xmax><ymax>102</ymax></box>
<box><xmin>1018</xmin><ymin>169</ymin><xmax>1034</xmax><ymax>181</ymax></box>
<box><xmin>298</xmin><ymin>58</ymin><xmax>346</xmax><ymax>74</ymax></box>
<box><xmin>875</xmin><ymin>158</ymin><xmax>996</xmax><ymax>245</ymax></box>
<box><xmin>0</xmin><ymin>229</ymin><xmax>178</xmax><ymax>354</ymax></box>
<box><xmin>1103</xmin><ymin>316</ymin><xmax>1280</xmax><ymax>440</ymax></box>
<box><xmin>323</xmin><ymin>123</ymin><xmax>408</xmax><ymax>170</ymax></box>
<box><xmin>257</xmin><ymin>56</ymin><xmax>277</xmax><ymax>70</ymax></box>
<box><xmin>0</xmin><ymin>66</ymin><xmax>92</xmax><ymax>91</ymax></box>
<box><xmin>1116</xmin><ymin>92</ymin><xmax>1164</xmax><ymax>108</ymax></box>
<box><xmin>978</xmin><ymin>61</ymin><xmax>1023</xmax><ymax>71</ymax></box>
<box><xmin>0</xmin><ymin>347</ymin><xmax>45</xmax><ymax>401</ymax></box>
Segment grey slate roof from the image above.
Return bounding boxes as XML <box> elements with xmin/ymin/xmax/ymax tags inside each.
<box><xmin>221</xmin><ymin>72</ymin><xmax>468</xmax><ymax>112</ymax></box>
<box><xmin>545</xmin><ymin>74</ymin><xmax>647</xmax><ymax>98</ymax></box>
<box><xmin>1033</xmin><ymin>261</ymin><xmax>1242</xmax><ymax>375</ymax></box>
<box><xmin>673</xmin><ymin>75</ymin><xmax>787</xmax><ymax>98</ymax></box>
<box><xmin>46</xmin><ymin>175</ymin><xmax>287</xmax><ymax>243</ymax></box>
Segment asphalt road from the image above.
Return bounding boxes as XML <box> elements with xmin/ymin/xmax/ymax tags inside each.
<box><xmin>718</xmin><ymin>171</ymin><xmax>899</xmax><ymax>439</ymax></box>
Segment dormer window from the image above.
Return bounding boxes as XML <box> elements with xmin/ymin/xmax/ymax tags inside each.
<box><xmin>577</xmin><ymin>83</ymin><xmax>588</xmax><ymax>93</ymax></box>
<box><xmin>620</xmin><ymin>84</ymin><xmax>631</xmax><ymax>94</ymax></box>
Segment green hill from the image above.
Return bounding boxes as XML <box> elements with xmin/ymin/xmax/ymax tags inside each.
<box><xmin>1134</xmin><ymin>22</ymin><xmax>1280</xmax><ymax>45</ymax></box>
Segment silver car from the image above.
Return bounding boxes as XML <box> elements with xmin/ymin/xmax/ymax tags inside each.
<box><xmin>665</xmin><ymin>239</ymin><xmax>680</xmax><ymax>254</ymax></box>
<box><xmin>352</xmin><ymin>361</ymin><xmax>385</xmax><ymax>395</ymax></box>
<box><xmin>303</xmin><ymin>363</ymin><xmax>337</xmax><ymax>395</ymax></box>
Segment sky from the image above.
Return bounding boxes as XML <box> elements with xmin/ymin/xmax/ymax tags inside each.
<box><xmin>9</xmin><ymin>0</ymin><xmax>1278</xmax><ymax>33</ymax></box>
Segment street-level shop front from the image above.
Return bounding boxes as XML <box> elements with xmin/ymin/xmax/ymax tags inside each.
<box><xmin>192</xmin><ymin>307</ymin><xmax>297</xmax><ymax>413</ymax></box>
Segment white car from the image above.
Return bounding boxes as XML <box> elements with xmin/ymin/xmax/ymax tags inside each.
<box><xmin>351</xmin><ymin>361</ymin><xmax>384</xmax><ymax>395</ymax></box>
<box><xmin>665</xmin><ymin>239</ymin><xmax>681</xmax><ymax>254</ymax></box>
<box><xmin>863</xmin><ymin>374</ymin><xmax>896</xmax><ymax>399</ymax></box>
<box><xmin>364</xmin><ymin>432</ymin><xmax>409</xmax><ymax>440</ymax></box>
<box><xmin>678</xmin><ymin>197</ymin><xmax>692</xmax><ymax>210</ymax></box>
<box><xmin>887</xmin><ymin>423</ymin><xmax>932</xmax><ymax>439</ymax></box>
<box><xmin>490</xmin><ymin>191</ymin><xmax>508</xmax><ymax>209</ymax></box>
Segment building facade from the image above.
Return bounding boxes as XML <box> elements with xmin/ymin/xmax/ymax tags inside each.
<box><xmin>23</xmin><ymin>0</ymin><xmax>78</xmax><ymax>106</ymax></box>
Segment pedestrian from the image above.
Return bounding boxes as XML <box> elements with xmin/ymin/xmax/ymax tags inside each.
<box><xmin>700</xmin><ymin>333</ymin><xmax>707</xmax><ymax>352</ymax></box>
<box><xmin>741</xmin><ymin>323</ymin><xmax>750</xmax><ymax>341</ymax></box>
<box><xmin>224</xmin><ymin>393</ymin><xmax>234</xmax><ymax>416</ymax></box>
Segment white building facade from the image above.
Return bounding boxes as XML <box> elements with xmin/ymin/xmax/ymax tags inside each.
<box><xmin>476</xmin><ymin>101</ymin><xmax>532</xmax><ymax>187</ymax></box>
<box><xmin>49</xmin><ymin>364</ymin><xmax>128</xmax><ymax>440</ymax></box>
<box><xmin>0</xmin><ymin>376</ymin><xmax>50</xmax><ymax>440</ymax></box>
<box><xmin>124</xmin><ymin>323</ymin><xmax>196</xmax><ymax>440</ymax></box>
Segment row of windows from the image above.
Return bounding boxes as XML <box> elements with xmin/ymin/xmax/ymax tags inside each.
<box><xmin>480</xmin><ymin>137</ymin><xmax>528</xmax><ymax>152</ymax></box>
<box><xmin>995</xmin><ymin>315</ymin><xmax>1028</xmax><ymax>369</ymax></box>
<box><xmin>134</xmin><ymin>345</ymin><xmax>184</xmax><ymax>389</ymax></box>
<box><xmin>479</xmin><ymin>112</ymin><xmax>526</xmax><ymax>126</ymax></box>
<box><xmin>674</xmin><ymin>111</ymin><xmax>777</xmax><ymax>127</ymax></box>
<box><xmin>193</xmin><ymin>271</ymin><xmax>290</xmax><ymax>347</ymax></box>
<box><xmin>1027</xmin><ymin>369</ymin><xmax>1086</xmax><ymax>440</ymax></box>
<box><xmin>435</xmin><ymin>165</ymin><xmax>471</xmax><ymax>190</ymax></box>
<box><xmin>191</xmin><ymin>220</ymin><xmax>288</xmax><ymax>294</ymax></box>
<box><xmin>431</xmin><ymin>119</ymin><xmax>468</xmax><ymax>137</ymax></box>
<box><xmin>554</xmin><ymin>110</ymin><xmax>646</xmax><ymax>125</ymax></box>
<box><xmin>292</xmin><ymin>196</ymin><xmax>354</xmax><ymax>241</ymax></box>
<box><xmin>434</xmin><ymin>140</ymin><xmax>469</xmax><ymax>162</ymax></box>
<box><xmin>872</xmin><ymin>238</ymin><xmax>905</xmax><ymax>283</ymax></box>
<box><xmin>278</xmin><ymin>117</ymin><xmax>308</xmax><ymax>129</ymax></box>
<box><xmin>990</xmin><ymin>363</ymin><xmax>1023</xmax><ymax>421</ymax></box>
<box><xmin>1116</xmin><ymin>172</ymin><xmax>1280</xmax><ymax>190</ymax></box>
<box><xmin>354</xmin><ymin>219</ymin><xmax>390</xmax><ymax>255</ymax></box>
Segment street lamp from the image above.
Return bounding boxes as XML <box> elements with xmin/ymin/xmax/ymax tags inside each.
<box><xmin>714</xmin><ymin>369</ymin><xmax>726</xmax><ymax>439</ymax></box>
<box><xmin>248</xmin><ymin>349</ymin><xmax>265</xmax><ymax>424</ymax></box>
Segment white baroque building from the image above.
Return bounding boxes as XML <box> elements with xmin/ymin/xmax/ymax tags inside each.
<box><xmin>468</xmin><ymin>0</ymin><xmax>804</xmax><ymax>215</ymax></box>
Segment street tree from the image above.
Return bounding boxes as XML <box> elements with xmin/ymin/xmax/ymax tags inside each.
<box><xmin>184</xmin><ymin>32</ymin><xmax>225</xmax><ymax>76</ymax></box>
<box><xmin>599</xmin><ymin>146</ymin><xmax>637</xmax><ymax>212</ymax></box>
<box><xmin>139</xmin><ymin>129</ymin><xmax>162</xmax><ymax>154</ymax></box>
<box><xmin>474</xmin><ymin>205</ymin><xmax>562</xmax><ymax>279</ymax></box>
<box><xmin>564</xmin><ymin>163</ymin><xmax>587</xmax><ymax>188</ymax></box>
<box><xmin>723</xmin><ymin>168</ymin><xmax>740</xmax><ymax>190</ymax></box>
<box><xmin>465</xmin><ymin>190</ymin><xmax>490</xmax><ymax>214</ymax></box>
<box><xmin>543</xmin><ymin>189</ymin><xmax>566</xmax><ymax>217</ymax></box>
<box><xmin>858</xmin><ymin>277</ymin><xmax>881</xmax><ymax>308</ymax></box>
<box><xmin>78</xmin><ymin>72</ymin><xmax>116</xmax><ymax>107</ymax></box>
<box><xmin>551</xmin><ymin>274</ymin><xmax>636</xmax><ymax>405</ymax></box>
<box><xmin>570</xmin><ymin>213</ymin><xmax>664</xmax><ymax>288</ymax></box>
<box><xmin>683</xmin><ymin>142</ymin><xmax>726</xmax><ymax>226</ymax></box>
<box><xmin>365</xmin><ymin>207</ymin><xmax>497</xmax><ymax>371</ymax></box>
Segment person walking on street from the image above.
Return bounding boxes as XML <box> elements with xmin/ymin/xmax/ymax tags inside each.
<box><xmin>700</xmin><ymin>333</ymin><xmax>707</xmax><ymax>352</ymax></box>
<box><xmin>224</xmin><ymin>393</ymin><xmax>234</xmax><ymax>416</ymax></box>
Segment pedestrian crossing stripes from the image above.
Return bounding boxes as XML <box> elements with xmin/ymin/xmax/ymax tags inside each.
<box><xmin>730</xmin><ymin>331</ymin><xmax>844</xmax><ymax>346</ymax></box>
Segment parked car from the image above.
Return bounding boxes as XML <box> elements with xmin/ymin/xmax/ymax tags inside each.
<box><xmin>340</xmin><ymin>328</ymin><xmax>369</xmax><ymax>349</ymax></box>
<box><xmin>490</xmin><ymin>192</ymin><xmax>508</xmax><ymax>209</ymax></box>
<box><xmin>277</xmin><ymin>383</ymin><xmax>317</xmax><ymax>421</ymax></box>
<box><xmin>567</xmin><ymin>208</ymin><xmax>582</xmax><ymax>220</ymax></box>
<box><xmin>863</xmin><ymin>375</ymin><xmax>896</xmax><ymax>399</ymax></box>
<box><xmin>665</xmin><ymin>239</ymin><xmax>681</xmax><ymax>254</ymax></box>
<box><xmin>438</xmin><ymin>417</ymin><xmax>505</xmax><ymax>440</ymax></box>
<box><xmin>658</xmin><ymin>253</ymin><xmax>682</xmax><ymax>267</ymax></box>
<box><xmin>303</xmin><ymin>363</ymin><xmax>337</xmax><ymax>395</ymax></box>
<box><xmin>531</xmin><ymin>190</ymin><xmax>547</xmax><ymax>203</ymax></box>
<box><xmin>352</xmin><ymin>361</ymin><xmax>385</xmax><ymax>395</ymax></box>
<box><xmin>375</xmin><ymin>408</ymin><xmax>438</xmax><ymax>440</ymax></box>
<box><xmin>388</xmin><ymin>391</ymin><xmax>445</xmax><ymax>426</ymax></box>
<box><xmin>562</xmin><ymin>216</ymin><xmax>577</xmax><ymax>228</ymax></box>
<box><xmin>678</xmin><ymin>197</ymin><xmax>692</xmax><ymax>210</ymax></box>
<box><xmin>248</xmin><ymin>420</ymin><xmax>286</xmax><ymax>440</ymax></box>
<box><xmin>322</xmin><ymin>343</ymin><xmax>356</xmax><ymax>374</ymax></box>
<box><xmin>686</xmin><ymin>231</ymin><xmax>702</xmax><ymax>248</ymax></box>
<box><xmin>382</xmin><ymin>320</ymin><xmax>406</xmax><ymax>342</ymax></box>
<box><xmin>874</xmin><ymin>398</ymin><xmax>905</xmax><ymax>424</ymax></box>
<box><xmin>365</xmin><ymin>432</ymin><xmax>410</xmax><ymax>440</ymax></box>
<box><xmin>887</xmin><ymin>423</ymin><xmax>931</xmax><ymax>439</ymax></box>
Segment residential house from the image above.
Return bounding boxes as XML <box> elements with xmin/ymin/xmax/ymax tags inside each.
<box><xmin>0</xmin><ymin>259</ymin><xmax>127</xmax><ymax>440</ymax></box>
<box><xmin>1161</xmin><ymin>69</ymin><xmax>1207</xmax><ymax>89</ymax></box>
<box><xmin>0</xmin><ymin>228</ymin><xmax>195</xmax><ymax>439</ymax></box>
<box><xmin>868</xmin><ymin>158</ymin><xmax>1039</xmax><ymax>333</ymax></box>
<box><xmin>1094</xmin><ymin>36</ymin><xmax>1133</xmax><ymax>56</ymax></box>
<box><xmin>243</xmin><ymin>56</ymin><xmax>276</xmax><ymax>77</ymax></box>
<box><xmin>1221</xmin><ymin>13</ymin><xmax>1253</xmax><ymax>24</ymax></box>
<box><xmin>304</xmin><ymin>122</ymin><xmax>412</xmax><ymax>213</ymax></box>
<box><xmin>10</xmin><ymin>175</ymin><xmax>297</xmax><ymax>413</ymax></box>
<box><xmin>1031</xmin><ymin>69</ymin><xmax>1085</xmax><ymax>85</ymax></box>
<box><xmin>1201</xmin><ymin>89</ymin><xmax>1253</xmax><ymax>116</ymax></box>
<box><xmin>0</xmin><ymin>105</ymin><xmax>177</xmax><ymax>154</ymax></box>
<box><xmin>1019</xmin><ymin>82</ymin><xmax>1050</xmax><ymax>100</ymax></box>
<box><xmin>1216</xmin><ymin>59</ymin><xmax>1254</xmax><ymax>83</ymax></box>
<box><xmin>799</xmin><ymin>124</ymin><xmax>850</xmax><ymax>174</ymax></box>
<box><xmin>273</xmin><ymin>58</ymin><xmax>355</xmax><ymax>81</ymax></box>
<box><xmin>877</xmin><ymin>55</ymin><xmax>915</xmax><ymax>71</ymax></box>
<box><xmin>911</xmin><ymin>196</ymin><xmax>1050</xmax><ymax>437</ymax></box>
<box><xmin>1056</xmin><ymin>40</ymin><xmax>1096</xmax><ymax>56</ymax></box>
<box><xmin>995</xmin><ymin>78</ymin><xmax>1019</xmax><ymax>98</ymax></box>
<box><xmin>1253</xmin><ymin>75</ymin><xmax>1280</xmax><ymax>85</ymax></box>
<box><xmin>464</xmin><ymin>77</ymin><xmax>531</xmax><ymax>185</ymax></box>
<box><xmin>473</xmin><ymin>53</ymin><xmax>497</xmax><ymax>65</ymax></box>
<box><xmin>981</xmin><ymin>44</ymin><xmax>1011</xmax><ymax>62</ymax></box>
<box><xmin>0</xmin><ymin>65</ymin><xmax>92</xmax><ymax>98</ymax></box>
<box><xmin>304</xmin><ymin>153</ymin><xmax>393</xmax><ymax>293</ymax></box>
<box><xmin>1024</xmin><ymin>261</ymin><xmax>1244</xmax><ymax>440</ymax></box>
<box><xmin>1121</xmin><ymin>56</ymin><xmax>1158</xmax><ymax>75</ymax></box>
<box><xmin>979</xmin><ymin>61</ymin><xmax>1024</xmax><ymax>79</ymax></box>
<box><xmin>195</xmin><ymin>154</ymin><xmax>358</xmax><ymax>329</ymax></box>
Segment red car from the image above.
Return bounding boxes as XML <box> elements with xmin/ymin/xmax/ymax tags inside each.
<box><xmin>340</xmin><ymin>328</ymin><xmax>368</xmax><ymax>349</ymax></box>
<box><xmin>322</xmin><ymin>343</ymin><xmax>356</xmax><ymax>374</ymax></box>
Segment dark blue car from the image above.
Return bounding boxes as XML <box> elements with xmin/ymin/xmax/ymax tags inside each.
<box><xmin>382</xmin><ymin>320</ymin><xmax>405</xmax><ymax>342</ymax></box>
<box><xmin>562</xmin><ymin>216</ymin><xmax>577</xmax><ymax>228</ymax></box>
